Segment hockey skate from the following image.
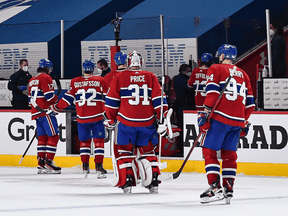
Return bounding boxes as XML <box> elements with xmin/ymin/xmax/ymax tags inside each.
<box><xmin>200</xmin><ymin>180</ymin><xmax>224</xmax><ymax>204</ymax></box>
<box><xmin>120</xmin><ymin>175</ymin><xmax>133</xmax><ymax>194</ymax></box>
<box><xmin>223</xmin><ymin>179</ymin><xmax>234</xmax><ymax>204</ymax></box>
<box><xmin>146</xmin><ymin>173</ymin><xmax>159</xmax><ymax>194</ymax></box>
<box><xmin>83</xmin><ymin>163</ymin><xmax>90</xmax><ymax>178</ymax></box>
<box><xmin>45</xmin><ymin>160</ymin><xmax>61</xmax><ymax>174</ymax></box>
<box><xmin>95</xmin><ymin>163</ymin><xmax>107</xmax><ymax>179</ymax></box>
<box><xmin>37</xmin><ymin>158</ymin><xmax>47</xmax><ymax>174</ymax></box>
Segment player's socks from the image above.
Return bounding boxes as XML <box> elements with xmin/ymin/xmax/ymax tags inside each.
<box><xmin>200</xmin><ymin>180</ymin><xmax>224</xmax><ymax>204</ymax></box>
<box><xmin>45</xmin><ymin>160</ymin><xmax>61</xmax><ymax>174</ymax></box>
<box><xmin>95</xmin><ymin>163</ymin><xmax>107</xmax><ymax>179</ymax></box>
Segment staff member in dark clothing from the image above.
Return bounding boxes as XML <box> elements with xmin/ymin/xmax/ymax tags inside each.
<box><xmin>172</xmin><ymin>64</ymin><xmax>196</xmax><ymax>155</ymax></box>
<box><xmin>97</xmin><ymin>59</ymin><xmax>111</xmax><ymax>77</ymax></box>
<box><xmin>8</xmin><ymin>59</ymin><xmax>32</xmax><ymax>109</ymax></box>
<box><xmin>270</xmin><ymin>20</ymin><xmax>287</xmax><ymax>78</ymax></box>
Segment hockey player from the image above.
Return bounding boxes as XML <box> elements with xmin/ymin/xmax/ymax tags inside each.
<box><xmin>47</xmin><ymin>60</ymin><xmax>107</xmax><ymax>179</ymax></box>
<box><xmin>28</xmin><ymin>59</ymin><xmax>61</xmax><ymax>174</ymax></box>
<box><xmin>103</xmin><ymin>51</ymin><xmax>128</xmax><ymax>92</ymax></box>
<box><xmin>187</xmin><ymin>53</ymin><xmax>213</xmax><ymax>110</ymax></box>
<box><xmin>104</xmin><ymin>50</ymin><xmax>170</xmax><ymax>194</ymax></box>
<box><xmin>197</xmin><ymin>44</ymin><xmax>255</xmax><ymax>204</ymax></box>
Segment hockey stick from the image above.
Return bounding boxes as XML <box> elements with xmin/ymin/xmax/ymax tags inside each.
<box><xmin>158</xmin><ymin>76</ymin><xmax>167</xmax><ymax>170</ymax></box>
<box><xmin>110</xmin><ymin>129</ymin><xmax>119</xmax><ymax>186</ymax></box>
<box><xmin>159</xmin><ymin>74</ymin><xmax>233</xmax><ymax>181</ymax></box>
<box><xmin>18</xmin><ymin>132</ymin><xmax>37</xmax><ymax>164</ymax></box>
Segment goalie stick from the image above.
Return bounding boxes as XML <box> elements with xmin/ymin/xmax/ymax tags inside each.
<box><xmin>19</xmin><ymin>77</ymin><xmax>62</xmax><ymax>164</ymax></box>
<box><xmin>159</xmin><ymin>74</ymin><xmax>233</xmax><ymax>181</ymax></box>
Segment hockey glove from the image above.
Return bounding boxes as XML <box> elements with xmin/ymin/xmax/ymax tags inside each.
<box><xmin>103</xmin><ymin>112</ymin><xmax>116</xmax><ymax>129</ymax></box>
<box><xmin>157</xmin><ymin>118</ymin><xmax>168</xmax><ymax>137</ymax></box>
<box><xmin>157</xmin><ymin>108</ymin><xmax>178</xmax><ymax>139</ymax></box>
<box><xmin>19</xmin><ymin>85</ymin><xmax>27</xmax><ymax>91</ymax></box>
<box><xmin>240</xmin><ymin>121</ymin><xmax>251</xmax><ymax>137</ymax></box>
<box><xmin>46</xmin><ymin>104</ymin><xmax>61</xmax><ymax>117</ymax></box>
<box><xmin>197</xmin><ymin>111</ymin><xmax>211</xmax><ymax>133</ymax></box>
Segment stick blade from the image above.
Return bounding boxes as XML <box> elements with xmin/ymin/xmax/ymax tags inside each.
<box><xmin>172</xmin><ymin>171</ymin><xmax>181</xmax><ymax>179</ymax></box>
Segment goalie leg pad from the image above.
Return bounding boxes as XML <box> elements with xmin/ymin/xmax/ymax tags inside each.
<box><xmin>114</xmin><ymin>157</ymin><xmax>136</xmax><ymax>187</ymax></box>
<box><xmin>80</xmin><ymin>139</ymin><xmax>91</xmax><ymax>163</ymax></box>
<box><xmin>136</xmin><ymin>148</ymin><xmax>160</xmax><ymax>188</ymax></box>
<box><xmin>138</xmin><ymin>145</ymin><xmax>160</xmax><ymax>175</ymax></box>
<box><xmin>202</xmin><ymin>147</ymin><xmax>220</xmax><ymax>185</ymax></box>
<box><xmin>113</xmin><ymin>144</ymin><xmax>136</xmax><ymax>188</ymax></box>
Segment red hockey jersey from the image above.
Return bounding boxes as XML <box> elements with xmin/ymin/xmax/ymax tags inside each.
<box><xmin>105</xmin><ymin>69</ymin><xmax>168</xmax><ymax>127</ymax></box>
<box><xmin>56</xmin><ymin>75</ymin><xmax>106</xmax><ymax>123</ymax></box>
<box><xmin>28</xmin><ymin>73</ymin><xmax>58</xmax><ymax>120</ymax></box>
<box><xmin>103</xmin><ymin>69</ymin><xmax>124</xmax><ymax>100</ymax></box>
<box><xmin>204</xmin><ymin>64</ymin><xmax>255</xmax><ymax>127</ymax></box>
<box><xmin>187</xmin><ymin>67</ymin><xmax>209</xmax><ymax>110</ymax></box>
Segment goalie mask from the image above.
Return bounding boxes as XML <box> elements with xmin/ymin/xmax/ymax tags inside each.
<box><xmin>83</xmin><ymin>59</ymin><xmax>95</xmax><ymax>73</ymax></box>
<box><xmin>38</xmin><ymin>59</ymin><xmax>53</xmax><ymax>73</ymax></box>
<box><xmin>127</xmin><ymin>51</ymin><xmax>143</xmax><ymax>69</ymax></box>
<box><xmin>215</xmin><ymin>44</ymin><xmax>237</xmax><ymax>62</ymax></box>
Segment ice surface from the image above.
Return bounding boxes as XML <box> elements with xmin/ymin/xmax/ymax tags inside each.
<box><xmin>0</xmin><ymin>166</ymin><xmax>288</xmax><ymax>216</ymax></box>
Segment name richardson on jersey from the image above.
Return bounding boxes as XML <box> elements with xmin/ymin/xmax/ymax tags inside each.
<box><xmin>185</xmin><ymin>124</ymin><xmax>288</xmax><ymax>150</ymax></box>
<box><xmin>74</xmin><ymin>81</ymin><xmax>100</xmax><ymax>88</ymax></box>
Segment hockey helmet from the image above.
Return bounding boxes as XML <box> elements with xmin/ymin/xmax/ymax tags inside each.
<box><xmin>114</xmin><ymin>51</ymin><xmax>127</xmax><ymax>65</ymax></box>
<box><xmin>83</xmin><ymin>59</ymin><xmax>95</xmax><ymax>72</ymax></box>
<box><xmin>127</xmin><ymin>51</ymin><xmax>143</xmax><ymax>69</ymax></box>
<box><xmin>201</xmin><ymin>53</ymin><xmax>213</xmax><ymax>62</ymax></box>
<box><xmin>39</xmin><ymin>59</ymin><xmax>53</xmax><ymax>72</ymax></box>
<box><xmin>216</xmin><ymin>44</ymin><xmax>237</xmax><ymax>61</ymax></box>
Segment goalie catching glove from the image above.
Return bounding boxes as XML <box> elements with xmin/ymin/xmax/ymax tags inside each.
<box><xmin>240</xmin><ymin>121</ymin><xmax>251</xmax><ymax>137</ymax></box>
<box><xmin>103</xmin><ymin>112</ymin><xmax>116</xmax><ymax>129</ymax></box>
<box><xmin>157</xmin><ymin>108</ymin><xmax>179</xmax><ymax>139</ymax></box>
<box><xmin>197</xmin><ymin>110</ymin><xmax>211</xmax><ymax>133</ymax></box>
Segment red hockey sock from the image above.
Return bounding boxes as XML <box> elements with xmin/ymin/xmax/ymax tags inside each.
<box><xmin>202</xmin><ymin>147</ymin><xmax>220</xmax><ymax>185</ymax></box>
<box><xmin>221</xmin><ymin>149</ymin><xmax>237</xmax><ymax>187</ymax></box>
<box><xmin>37</xmin><ymin>135</ymin><xmax>48</xmax><ymax>160</ymax></box>
<box><xmin>93</xmin><ymin>138</ymin><xmax>104</xmax><ymax>164</ymax></box>
<box><xmin>46</xmin><ymin>135</ymin><xmax>59</xmax><ymax>161</ymax></box>
<box><xmin>80</xmin><ymin>140</ymin><xmax>91</xmax><ymax>163</ymax></box>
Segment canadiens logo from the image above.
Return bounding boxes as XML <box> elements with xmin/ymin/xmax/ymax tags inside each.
<box><xmin>48</xmin><ymin>84</ymin><xmax>54</xmax><ymax>90</ymax></box>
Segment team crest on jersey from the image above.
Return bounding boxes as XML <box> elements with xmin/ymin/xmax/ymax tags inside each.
<box><xmin>48</xmin><ymin>83</ymin><xmax>54</xmax><ymax>90</ymax></box>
